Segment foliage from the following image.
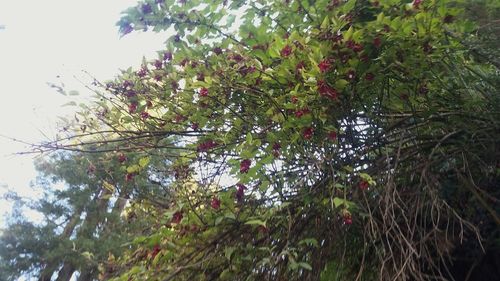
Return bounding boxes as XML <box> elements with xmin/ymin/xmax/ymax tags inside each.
<box><xmin>0</xmin><ymin>150</ymin><xmax>174</xmax><ymax>281</ymax></box>
<box><xmin>20</xmin><ymin>0</ymin><xmax>500</xmax><ymax>280</ymax></box>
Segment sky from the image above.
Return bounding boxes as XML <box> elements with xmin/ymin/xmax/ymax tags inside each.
<box><xmin>0</xmin><ymin>0</ymin><xmax>169</xmax><ymax>227</ymax></box>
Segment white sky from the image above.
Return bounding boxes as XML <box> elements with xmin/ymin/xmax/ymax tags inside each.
<box><xmin>0</xmin><ymin>0</ymin><xmax>170</xmax><ymax>227</ymax></box>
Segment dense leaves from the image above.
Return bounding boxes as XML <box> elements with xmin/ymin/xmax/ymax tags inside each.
<box><xmin>2</xmin><ymin>0</ymin><xmax>500</xmax><ymax>280</ymax></box>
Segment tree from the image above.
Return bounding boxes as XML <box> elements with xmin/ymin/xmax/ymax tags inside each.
<box><xmin>30</xmin><ymin>0</ymin><xmax>500</xmax><ymax>280</ymax></box>
<box><xmin>0</xmin><ymin>150</ymin><xmax>174</xmax><ymax>281</ymax></box>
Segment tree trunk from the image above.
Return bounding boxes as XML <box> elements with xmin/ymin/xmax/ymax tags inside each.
<box><xmin>38</xmin><ymin>207</ymin><xmax>83</xmax><ymax>281</ymax></box>
<box><xmin>38</xmin><ymin>264</ymin><xmax>59</xmax><ymax>281</ymax></box>
<box><xmin>77</xmin><ymin>188</ymin><xmax>129</xmax><ymax>281</ymax></box>
<box><xmin>76</xmin><ymin>268</ymin><xmax>96</xmax><ymax>281</ymax></box>
<box><xmin>55</xmin><ymin>262</ymin><xmax>76</xmax><ymax>281</ymax></box>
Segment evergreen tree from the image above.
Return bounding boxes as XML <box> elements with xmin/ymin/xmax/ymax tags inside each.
<box><xmin>0</xmin><ymin>150</ymin><xmax>173</xmax><ymax>281</ymax></box>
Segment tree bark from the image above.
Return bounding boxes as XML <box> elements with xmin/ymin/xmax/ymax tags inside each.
<box><xmin>38</xmin><ymin>207</ymin><xmax>83</xmax><ymax>281</ymax></box>
<box><xmin>38</xmin><ymin>264</ymin><xmax>59</xmax><ymax>281</ymax></box>
<box><xmin>55</xmin><ymin>262</ymin><xmax>76</xmax><ymax>281</ymax></box>
<box><xmin>76</xmin><ymin>268</ymin><xmax>96</xmax><ymax>281</ymax></box>
<box><xmin>77</xmin><ymin>188</ymin><xmax>129</xmax><ymax>281</ymax></box>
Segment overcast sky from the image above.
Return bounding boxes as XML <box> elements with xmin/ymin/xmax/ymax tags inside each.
<box><xmin>0</xmin><ymin>0</ymin><xmax>169</xmax><ymax>227</ymax></box>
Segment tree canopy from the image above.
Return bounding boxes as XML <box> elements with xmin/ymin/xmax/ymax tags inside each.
<box><xmin>2</xmin><ymin>0</ymin><xmax>500</xmax><ymax>280</ymax></box>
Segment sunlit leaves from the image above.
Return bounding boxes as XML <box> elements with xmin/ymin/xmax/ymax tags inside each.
<box><xmin>41</xmin><ymin>0</ymin><xmax>496</xmax><ymax>280</ymax></box>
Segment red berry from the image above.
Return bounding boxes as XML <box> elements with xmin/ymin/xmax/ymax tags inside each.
<box><xmin>163</xmin><ymin>51</ymin><xmax>173</xmax><ymax>61</ymax></box>
<box><xmin>443</xmin><ymin>14</ymin><xmax>454</xmax><ymax>24</ymax></box>
<box><xmin>295</xmin><ymin>108</ymin><xmax>310</xmax><ymax>118</ymax></box>
<box><xmin>342</xmin><ymin>212</ymin><xmax>353</xmax><ymax>225</ymax></box>
<box><xmin>122</xmin><ymin>80</ymin><xmax>133</xmax><ymax>89</ymax></box>
<box><xmin>137</xmin><ymin>67</ymin><xmax>147</xmax><ymax>77</ymax></box>
<box><xmin>232</xmin><ymin>54</ymin><xmax>244</xmax><ymax>62</ymax></box>
<box><xmin>328</xmin><ymin>131</ymin><xmax>337</xmax><ymax>141</ymax></box>
<box><xmin>197</xmin><ymin>73</ymin><xmax>205</xmax><ymax>81</ymax></box>
<box><xmin>272</xmin><ymin>143</ymin><xmax>281</xmax><ymax>151</ymax></box>
<box><xmin>197</xmin><ymin>140</ymin><xmax>218</xmax><ymax>152</ymax></box>
<box><xmin>344</xmin><ymin>216</ymin><xmax>353</xmax><ymax>225</ymax></box>
<box><xmin>317</xmin><ymin>80</ymin><xmax>338</xmax><ymax>100</ymax></box>
<box><xmin>280</xmin><ymin>45</ymin><xmax>293</xmax><ymax>57</ymax></box>
<box><xmin>295</xmin><ymin>61</ymin><xmax>306</xmax><ymax>72</ymax></box>
<box><xmin>332</xmin><ymin>32</ymin><xmax>343</xmax><ymax>43</ymax></box>
<box><xmin>235</xmin><ymin>183</ymin><xmax>246</xmax><ymax>202</ymax></box>
<box><xmin>179</xmin><ymin>58</ymin><xmax>189</xmax><ymax>67</ymax></box>
<box><xmin>141</xmin><ymin>3</ymin><xmax>152</xmax><ymax>14</ymax></box>
<box><xmin>199</xmin><ymin>87</ymin><xmax>209</xmax><ymax>97</ymax></box>
<box><xmin>150</xmin><ymin>245</ymin><xmax>161</xmax><ymax>260</ymax></box>
<box><xmin>125</xmin><ymin>173</ymin><xmax>135</xmax><ymax>182</ymax></box>
<box><xmin>258</xmin><ymin>225</ymin><xmax>268</xmax><ymax>234</ymax></box>
<box><xmin>373</xmin><ymin>37</ymin><xmax>382</xmax><ymax>48</ymax></box>
<box><xmin>318</xmin><ymin>59</ymin><xmax>332</xmax><ymax>73</ymax></box>
<box><xmin>303</xmin><ymin>127</ymin><xmax>314</xmax><ymax>140</ymax></box>
<box><xmin>117</xmin><ymin>153</ymin><xmax>127</xmax><ymax>163</ymax></box>
<box><xmin>120</xmin><ymin>23</ymin><xmax>133</xmax><ymax>35</ymax></box>
<box><xmin>171</xmin><ymin>81</ymin><xmax>179</xmax><ymax>90</ymax></box>
<box><xmin>365</xmin><ymin>73</ymin><xmax>375</xmax><ymax>81</ymax></box>
<box><xmin>128</xmin><ymin>103</ymin><xmax>137</xmax><ymax>113</ymax></box>
<box><xmin>172</xmin><ymin>211</ymin><xmax>183</xmax><ymax>224</ymax></box>
<box><xmin>153</xmin><ymin>60</ymin><xmax>162</xmax><ymax>69</ymax></box>
<box><xmin>175</xmin><ymin>114</ymin><xmax>185</xmax><ymax>123</ymax></box>
<box><xmin>211</xmin><ymin>197</ymin><xmax>221</xmax><ymax>210</ymax></box>
<box><xmin>240</xmin><ymin>159</ymin><xmax>252</xmax><ymax>173</ymax></box>
<box><xmin>352</xmin><ymin>43</ymin><xmax>363</xmax><ymax>52</ymax></box>
<box><xmin>213</xmin><ymin>47</ymin><xmax>222</xmax><ymax>55</ymax></box>
<box><xmin>413</xmin><ymin>0</ymin><xmax>422</xmax><ymax>9</ymax></box>
<box><xmin>359</xmin><ymin>180</ymin><xmax>369</xmax><ymax>190</ymax></box>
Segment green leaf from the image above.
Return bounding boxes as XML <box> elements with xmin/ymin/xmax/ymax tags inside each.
<box><xmin>244</xmin><ymin>219</ymin><xmax>266</xmax><ymax>227</ymax></box>
<box><xmin>219</xmin><ymin>269</ymin><xmax>232</xmax><ymax>280</ymax></box>
<box><xmin>126</xmin><ymin>165</ymin><xmax>141</xmax><ymax>173</ymax></box>
<box><xmin>259</xmin><ymin>181</ymin><xmax>270</xmax><ymax>192</ymax></box>
<box><xmin>299</xmin><ymin>238</ymin><xmax>319</xmax><ymax>248</ymax></box>
<box><xmin>335</xmin><ymin>79</ymin><xmax>349</xmax><ymax>91</ymax></box>
<box><xmin>215</xmin><ymin>216</ymin><xmax>224</xmax><ymax>225</ymax></box>
<box><xmin>81</xmin><ymin>251</ymin><xmax>94</xmax><ymax>261</ymax></box>
<box><xmin>139</xmin><ymin>156</ymin><xmax>150</xmax><ymax>168</ymax></box>
<box><xmin>246</xmin><ymin>132</ymin><xmax>253</xmax><ymax>143</ymax></box>
<box><xmin>224</xmin><ymin>247</ymin><xmax>235</xmax><ymax>261</ymax></box>
<box><xmin>333</xmin><ymin>197</ymin><xmax>347</xmax><ymax>208</ymax></box>
<box><xmin>344</xmin><ymin>26</ymin><xmax>354</xmax><ymax>40</ymax></box>
<box><xmin>224</xmin><ymin>212</ymin><xmax>236</xmax><ymax>220</ymax></box>
<box><xmin>341</xmin><ymin>0</ymin><xmax>357</xmax><ymax>13</ymax></box>
<box><xmin>321</xmin><ymin>16</ymin><xmax>329</xmax><ymax>29</ymax></box>
<box><xmin>260</xmin><ymin>155</ymin><xmax>274</xmax><ymax>165</ymax></box>
<box><xmin>102</xmin><ymin>180</ymin><xmax>115</xmax><ymax>193</ymax></box>
<box><xmin>298</xmin><ymin>262</ymin><xmax>312</xmax><ymax>271</ymax></box>
<box><xmin>333</xmin><ymin>197</ymin><xmax>357</xmax><ymax>209</ymax></box>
